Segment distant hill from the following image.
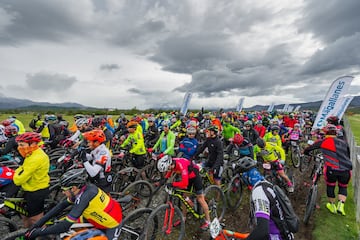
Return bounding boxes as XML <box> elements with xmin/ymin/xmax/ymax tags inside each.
<box><xmin>0</xmin><ymin>97</ymin><xmax>86</xmax><ymax>109</ymax></box>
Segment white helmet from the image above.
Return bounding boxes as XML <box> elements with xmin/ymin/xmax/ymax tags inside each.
<box><xmin>76</xmin><ymin>118</ymin><xmax>88</xmax><ymax>128</ymax></box>
<box><xmin>157</xmin><ymin>155</ymin><xmax>172</xmax><ymax>172</ymax></box>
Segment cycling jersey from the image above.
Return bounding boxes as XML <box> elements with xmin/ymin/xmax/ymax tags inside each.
<box><xmin>195</xmin><ymin>136</ymin><xmax>224</xmax><ymax>169</ymax></box>
<box><xmin>287</xmin><ymin>129</ymin><xmax>302</xmax><ymax>141</ymax></box>
<box><xmin>121</xmin><ymin>128</ymin><xmax>146</xmax><ymax>155</ymax></box>
<box><xmin>254</xmin><ymin>142</ymin><xmax>285</xmax><ymax>163</ymax></box>
<box><xmin>164</xmin><ymin>158</ymin><xmax>199</xmax><ymax>189</ymax></box>
<box><xmin>153</xmin><ymin>130</ymin><xmax>176</xmax><ymax>156</ymax></box>
<box><xmin>222</xmin><ymin>123</ymin><xmax>241</xmax><ymax>140</ymax></box>
<box><xmin>263</xmin><ymin>132</ymin><xmax>282</xmax><ymax>147</ymax></box>
<box><xmin>13</xmin><ymin>148</ymin><xmax>50</xmax><ymax>192</ymax></box>
<box><xmin>179</xmin><ymin>137</ymin><xmax>198</xmax><ymax>159</ymax></box>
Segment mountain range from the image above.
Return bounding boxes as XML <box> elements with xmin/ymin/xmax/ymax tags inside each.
<box><xmin>1</xmin><ymin>95</ymin><xmax>360</xmax><ymax>111</ymax></box>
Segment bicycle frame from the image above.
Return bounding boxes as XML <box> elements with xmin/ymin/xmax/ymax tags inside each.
<box><xmin>0</xmin><ymin>197</ymin><xmax>28</xmax><ymax>217</ymax></box>
<box><xmin>170</xmin><ymin>188</ymin><xmax>206</xmax><ymax>219</ymax></box>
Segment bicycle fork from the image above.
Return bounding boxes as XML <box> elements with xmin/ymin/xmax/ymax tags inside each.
<box><xmin>163</xmin><ymin>202</ymin><xmax>175</xmax><ymax>235</ymax></box>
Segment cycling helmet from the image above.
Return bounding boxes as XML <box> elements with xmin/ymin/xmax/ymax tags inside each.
<box><xmin>76</xmin><ymin>118</ymin><xmax>89</xmax><ymax>128</ymax></box>
<box><xmin>242</xmin><ymin>167</ymin><xmax>264</xmax><ymax>186</ymax></box>
<box><xmin>207</xmin><ymin>125</ymin><xmax>218</xmax><ymax>133</ymax></box>
<box><xmin>233</xmin><ymin>133</ymin><xmax>244</xmax><ymax>145</ymax></box>
<box><xmin>323</xmin><ymin>124</ymin><xmax>337</xmax><ymax>135</ymax></box>
<box><xmin>60</xmin><ymin>168</ymin><xmax>87</xmax><ymax>188</ymax></box>
<box><xmin>256</xmin><ymin>138</ymin><xmax>265</xmax><ymax>148</ymax></box>
<box><xmin>188</xmin><ymin>120</ymin><xmax>197</xmax><ymax>128</ymax></box>
<box><xmin>326</xmin><ymin>115</ymin><xmax>339</xmax><ymax>125</ymax></box>
<box><xmin>186</xmin><ymin>127</ymin><xmax>197</xmax><ymax>135</ymax></box>
<box><xmin>126</xmin><ymin>121</ymin><xmax>138</xmax><ymax>129</ymax></box>
<box><xmin>74</xmin><ymin>114</ymin><xmax>85</xmax><ymax>120</ymax></box>
<box><xmin>244</xmin><ymin>120</ymin><xmax>252</xmax><ymax>126</ymax></box>
<box><xmin>157</xmin><ymin>155</ymin><xmax>172</xmax><ymax>172</ymax></box>
<box><xmin>4</xmin><ymin>125</ymin><xmax>18</xmax><ymax>137</ymax></box>
<box><xmin>1</xmin><ymin>120</ymin><xmax>12</xmax><ymax>127</ymax></box>
<box><xmin>148</xmin><ymin>116</ymin><xmax>156</xmax><ymax>122</ymax></box>
<box><xmin>91</xmin><ymin>117</ymin><xmax>106</xmax><ymax>128</ymax></box>
<box><xmin>15</xmin><ymin>132</ymin><xmax>42</xmax><ymax>143</ymax></box>
<box><xmin>82</xmin><ymin>130</ymin><xmax>106</xmax><ymax>143</ymax></box>
<box><xmin>236</xmin><ymin>156</ymin><xmax>257</xmax><ymax>172</ymax></box>
<box><xmin>162</xmin><ymin>120</ymin><xmax>171</xmax><ymax>127</ymax></box>
<box><xmin>294</xmin><ymin>123</ymin><xmax>300</xmax><ymax>128</ymax></box>
<box><xmin>271</xmin><ymin>125</ymin><xmax>280</xmax><ymax>132</ymax></box>
<box><xmin>46</xmin><ymin>115</ymin><xmax>57</xmax><ymax>122</ymax></box>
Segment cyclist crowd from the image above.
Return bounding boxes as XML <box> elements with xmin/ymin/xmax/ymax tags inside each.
<box><xmin>0</xmin><ymin>110</ymin><xmax>353</xmax><ymax>239</ymax></box>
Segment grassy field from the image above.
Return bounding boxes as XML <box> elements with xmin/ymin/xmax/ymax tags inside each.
<box><xmin>312</xmin><ymin>114</ymin><xmax>360</xmax><ymax>240</ymax></box>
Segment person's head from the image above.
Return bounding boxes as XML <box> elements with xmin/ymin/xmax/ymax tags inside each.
<box><xmin>157</xmin><ymin>155</ymin><xmax>173</xmax><ymax>172</ymax></box>
<box><xmin>236</xmin><ymin>156</ymin><xmax>264</xmax><ymax>186</ymax></box>
<box><xmin>91</xmin><ymin>117</ymin><xmax>106</xmax><ymax>129</ymax></box>
<box><xmin>82</xmin><ymin>129</ymin><xmax>106</xmax><ymax>149</ymax></box>
<box><xmin>148</xmin><ymin>116</ymin><xmax>155</xmax><ymax>125</ymax></box>
<box><xmin>186</xmin><ymin>127</ymin><xmax>197</xmax><ymax>138</ymax></box>
<box><xmin>256</xmin><ymin>138</ymin><xmax>266</xmax><ymax>149</ymax></box>
<box><xmin>293</xmin><ymin>123</ymin><xmax>300</xmax><ymax>129</ymax></box>
<box><xmin>244</xmin><ymin>120</ymin><xmax>252</xmax><ymax>129</ymax></box>
<box><xmin>60</xmin><ymin>168</ymin><xmax>87</xmax><ymax>199</ymax></box>
<box><xmin>162</xmin><ymin>120</ymin><xmax>171</xmax><ymax>132</ymax></box>
<box><xmin>1</xmin><ymin>119</ymin><xmax>12</xmax><ymax>127</ymax></box>
<box><xmin>323</xmin><ymin>124</ymin><xmax>337</xmax><ymax>136</ymax></box>
<box><xmin>15</xmin><ymin>132</ymin><xmax>42</xmax><ymax>158</ymax></box>
<box><xmin>75</xmin><ymin>118</ymin><xmax>89</xmax><ymax>132</ymax></box>
<box><xmin>326</xmin><ymin>115</ymin><xmax>339</xmax><ymax>125</ymax></box>
<box><xmin>4</xmin><ymin>125</ymin><xmax>18</xmax><ymax>138</ymax></box>
<box><xmin>233</xmin><ymin>133</ymin><xmax>244</xmax><ymax>145</ymax></box>
<box><xmin>271</xmin><ymin>125</ymin><xmax>280</xmax><ymax>135</ymax></box>
<box><xmin>207</xmin><ymin>125</ymin><xmax>218</xmax><ymax>138</ymax></box>
<box><xmin>126</xmin><ymin>121</ymin><xmax>138</xmax><ymax>133</ymax></box>
<box><xmin>256</xmin><ymin>120</ymin><xmax>263</xmax><ymax>126</ymax></box>
<box><xmin>74</xmin><ymin>114</ymin><xmax>85</xmax><ymax>121</ymax></box>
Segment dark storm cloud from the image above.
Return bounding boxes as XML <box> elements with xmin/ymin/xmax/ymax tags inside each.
<box><xmin>300</xmin><ymin>33</ymin><xmax>360</xmax><ymax>75</ymax></box>
<box><xmin>299</xmin><ymin>0</ymin><xmax>360</xmax><ymax>43</ymax></box>
<box><xmin>100</xmin><ymin>64</ymin><xmax>120</xmax><ymax>71</ymax></box>
<box><xmin>0</xmin><ymin>1</ymin><xmax>88</xmax><ymax>44</ymax></box>
<box><xmin>26</xmin><ymin>72</ymin><xmax>78</xmax><ymax>91</ymax></box>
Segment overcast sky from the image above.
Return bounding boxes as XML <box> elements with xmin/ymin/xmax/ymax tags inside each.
<box><xmin>1</xmin><ymin>0</ymin><xmax>360</xmax><ymax>110</ymax></box>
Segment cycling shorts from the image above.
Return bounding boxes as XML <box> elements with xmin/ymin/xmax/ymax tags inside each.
<box><xmin>23</xmin><ymin>187</ymin><xmax>49</xmax><ymax>217</ymax></box>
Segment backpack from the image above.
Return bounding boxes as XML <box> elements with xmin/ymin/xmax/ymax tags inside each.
<box><xmin>261</xmin><ymin>181</ymin><xmax>299</xmax><ymax>240</ymax></box>
<box><xmin>29</xmin><ymin>118</ymin><xmax>38</xmax><ymax>130</ymax></box>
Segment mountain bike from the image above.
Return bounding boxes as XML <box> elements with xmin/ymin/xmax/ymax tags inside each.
<box><xmin>142</xmin><ymin>184</ymin><xmax>226</xmax><ymax>240</ymax></box>
<box><xmin>210</xmin><ymin>217</ymin><xmax>249</xmax><ymax>240</ymax></box>
<box><xmin>303</xmin><ymin>153</ymin><xmax>324</xmax><ymax>225</ymax></box>
<box><xmin>262</xmin><ymin>161</ymin><xmax>295</xmax><ymax>194</ymax></box>
<box><xmin>288</xmin><ymin>140</ymin><xmax>302</xmax><ymax>168</ymax></box>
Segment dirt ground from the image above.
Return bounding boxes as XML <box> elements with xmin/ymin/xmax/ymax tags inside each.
<box><xmin>184</xmin><ymin>165</ymin><xmax>320</xmax><ymax>240</ymax></box>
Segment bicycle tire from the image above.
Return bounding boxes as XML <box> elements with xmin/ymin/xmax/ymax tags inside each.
<box><xmin>303</xmin><ymin>184</ymin><xmax>318</xmax><ymax>225</ymax></box>
<box><xmin>116</xmin><ymin>180</ymin><xmax>154</xmax><ymax>214</ymax></box>
<box><xmin>120</xmin><ymin>207</ymin><xmax>153</xmax><ymax>240</ymax></box>
<box><xmin>205</xmin><ymin>185</ymin><xmax>226</xmax><ymax>221</ymax></box>
<box><xmin>135</xmin><ymin>163</ymin><xmax>163</xmax><ymax>193</ymax></box>
<box><xmin>299</xmin><ymin>155</ymin><xmax>310</xmax><ymax>173</ymax></box>
<box><xmin>2</xmin><ymin>228</ymin><xmax>27</xmax><ymax>240</ymax></box>
<box><xmin>0</xmin><ymin>217</ymin><xmax>18</xmax><ymax>235</ymax></box>
<box><xmin>291</xmin><ymin>149</ymin><xmax>301</xmax><ymax>168</ymax></box>
<box><xmin>142</xmin><ymin>204</ymin><xmax>185</xmax><ymax>240</ymax></box>
<box><xmin>226</xmin><ymin>175</ymin><xmax>243</xmax><ymax>211</ymax></box>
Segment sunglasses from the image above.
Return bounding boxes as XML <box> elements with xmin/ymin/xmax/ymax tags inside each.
<box><xmin>61</xmin><ymin>186</ymin><xmax>72</xmax><ymax>191</ymax></box>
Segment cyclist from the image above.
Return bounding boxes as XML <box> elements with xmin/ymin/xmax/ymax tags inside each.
<box><xmin>144</xmin><ymin>116</ymin><xmax>159</xmax><ymax>148</ymax></box>
<box><xmin>157</xmin><ymin>155</ymin><xmax>211</xmax><ymax>230</ymax></box>
<box><xmin>24</xmin><ymin>169</ymin><xmax>122</xmax><ymax>240</ymax></box>
<box><xmin>225</xmin><ymin>133</ymin><xmax>254</xmax><ymax>159</ymax></box>
<box><xmin>242</xmin><ymin>120</ymin><xmax>259</xmax><ymax>145</ymax></box>
<box><xmin>91</xmin><ymin>116</ymin><xmax>113</xmax><ymax>149</ymax></box>
<box><xmin>120</xmin><ymin>121</ymin><xmax>147</xmax><ymax>169</ymax></box>
<box><xmin>327</xmin><ymin>115</ymin><xmax>346</xmax><ymax>140</ymax></box>
<box><xmin>264</xmin><ymin>125</ymin><xmax>282</xmax><ymax>147</ymax></box>
<box><xmin>194</xmin><ymin>125</ymin><xmax>224</xmax><ymax>186</ymax></box>
<box><xmin>222</xmin><ymin>117</ymin><xmax>241</xmax><ymax>146</ymax></box>
<box><xmin>179</xmin><ymin>127</ymin><xmax>198</xmax><ymax>160</ymax></box>
<box><xmin>254</xmin><ymin>120</ymin><xmax>266</xmax><ymax>138</ymax></box>
<box><xmin>151</xmin><ymin>119</ymin><xmax>176</xmax><ymax>157</ymax></box>
<box><xmin>13</xmin><ymin>132</ymin><xmax>50</xmax><ymax>228</ymax></box>
<box><xmin>254</xmin><ymin>138</ymin><xmax>294</xmax><ymax>193</ymax></box>
<box><xmin>80</xmin><ymin>129</ymin><xmax>112</xmax><ymax>193</ymax></box>
<box><xmin>237</xmin><ymin>157</ymin><xmax>295</xmax><ymax>240</ymax></box>
<box><xmin>0</xmin><ymin>125</ymin><xmax>19</xmax><ymax>156</ymax></box>
<box><xmin>303</xmin><ymin>124</ymin><xmax>352</xmax><ymax>215</ymax></box>
<box><xmin>8</xmin><ymin>116</ymin><xmax>26</xmax><ymax>134</ymax></box>
<box><xmin>282</xmin><ymin>123</ymin><xmax>303</xmax><ymax>153</ymax></box>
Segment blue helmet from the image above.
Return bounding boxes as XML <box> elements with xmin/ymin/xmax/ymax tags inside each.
<box><xmin>242</xmin><ymin>168</ymin><xmax>264</xmax><ymax>187</ymax></box>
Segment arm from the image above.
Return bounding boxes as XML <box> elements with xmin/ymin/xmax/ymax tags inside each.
<box><xmin>172</xmin><ymin>162</ymin><xmax>189</xmax><ymax>189</ymax></box>
<box><xmin>163</xmin><ymin>132</ymin><xmax>175</xmax><ymax>155</ymax></box>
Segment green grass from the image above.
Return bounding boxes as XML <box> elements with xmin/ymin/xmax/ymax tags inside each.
<box><xmin>313</xmin><ymin>114</ymin><xmax>360</xmax><ymax>240</ymax></box>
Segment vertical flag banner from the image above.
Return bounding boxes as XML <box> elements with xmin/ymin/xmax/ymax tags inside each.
<box><xmin>312</xmin><ymin>76</ymin><xmax>354</xmax><ymax>130</ymax></box>
<box><xmin>282</xmin><ymin>104</ymin><xmax>289</xmax><ymax>112</ymax></box>
<box><xmin>334</xmin><ymin>96</ymin><xmax>354</xmax><ymax>120</ymax></box>
<box><xmin>287</xmin><ymin>105</ymin><xmax>294</xmax><ymax>112</ymax></box>
<box><xmin>180</xmin><ymin>92</ymin><xmax>192</xmax><ymax>115</ymax></box>
<box><xmin>236</xmin><ymin>97</ymin><xmax>245</xmax><ymax>112</ymax></box>
<box><xmin>294</xmin><ymin>105</ymin><xmax>301</xmax><ymax>112</ymax></box>
<box><xmin>267</xmin><ymin>102</ymin><xmax>275</xmax><ymax>112</ymax></box>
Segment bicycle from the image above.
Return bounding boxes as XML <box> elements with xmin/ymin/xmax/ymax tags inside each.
<box><xmin>303</xmin><ymin>152</ymin><xmax>324</xmax><ymax>225</ymax></box>
<box><xmin>288</xmin><ymin>140</ymin><xmax>302</xmax><ymax>168</ymax></box>
<box><xmin>209</xmin><ymin>217</ymin><xmax>249</xmax><ymax>240</ymax></box>
<box><xmin>142</xmin><ymin>184</ymin><xmax>226</xmax><ymax>240</ymax></box>
<box><xmin>3</xmin><ymin>208</ymin><xmax>154</xmax><ymax>240</ymax></box>
<box><xmin>262</xmin><ymin>161</ymin><xmax>295</xmax><ymax>194</ymax></box>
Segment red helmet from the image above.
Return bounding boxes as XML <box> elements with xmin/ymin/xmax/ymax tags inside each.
<box><xmin>326</xmin><ymin>115</ymin><xmax>339</xmax><ymax>125</ymax></box>
<box><xmin>1</xmin><ymin>120</ymin><xmax>12</xmax><ymax>127</ymax></box>
<box><xmin>15</xmin><ymin>132</ymin><xmax>42</xmax><ymax>143</ymax></box>
<box><xmin>233</xmin><ymin>133</ymin><xmax>244</xmax><ymax>145</ymax></box>
<box><xmin>4</xmin><ymin>125</ymin><xmax>18</xmax><ymax>137</ymax></box>
<box><xmin>322</xmin><ymin>124</ymin><xmax>337</xmax><ymax>135</ymax></box>
<box><xmin>82</xmin><ymin>130</ymin><xmax>106</xmax><ymax>143</ymax></box>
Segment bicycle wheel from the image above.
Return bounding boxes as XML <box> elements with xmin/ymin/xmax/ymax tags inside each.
<box><xmin>291</xmin><ymin>149</ymin><xmax>301</xmax><ymax>168</ymax></box>
<box><xmin>204</xmin><ymin>185</ymin><xmax>226</xmax><ymax>221</ymax></box>
<box><xmin>0</xmin><ymin>217</ymin><xmax>18</xmax><ymax>235</ymax></box>
<box><xmin>2</xmin><ymin>228</ymin><xmax>27</xmax><ymax>240</ymax></box>
<box><xmin>226</xmin><ymin>175</ymin><xmax>243</xmax><ymax>211</ymax></box>
<box><xmin>303</xmin><ymin>184</ymin><xmax>318</xmax><ymax>225</ymax></box>
<box><xmin>120</xmin><ymin>208</ymin><xmax>153</xmax><ymax>240</ymax></box>
<box><xmin>299</xmin><ymin>155</ymin><xmax>310</xmax><ymax>173</ymax></box>
<box><xmin>142</xmin><ymin>204</ymin><xmax>185</xmax><ymax>240</ymax></box>
<box><xmin>117</xmin><ymin>180</ymin><xmax>154</xmax><ymax>214</ymax></box>
<box><xmin>135</xmin><ymin>163</ymin><xmax>162</xmax><ymax>193</ymax></box>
